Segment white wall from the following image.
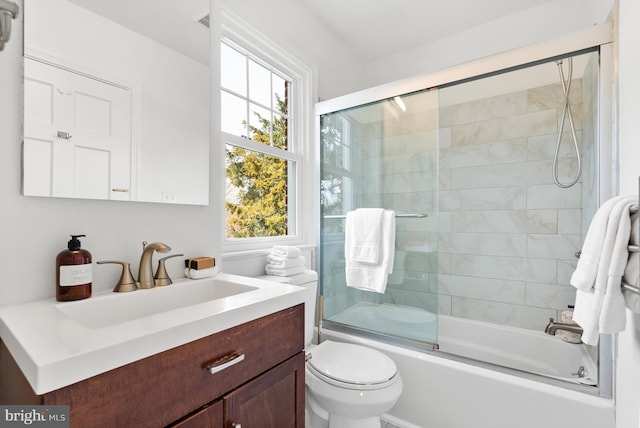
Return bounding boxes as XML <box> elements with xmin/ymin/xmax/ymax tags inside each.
<box><xmin>615</xmin><ymin>0</ymin><xmax>640</xmax><ymax>425</ymax></box>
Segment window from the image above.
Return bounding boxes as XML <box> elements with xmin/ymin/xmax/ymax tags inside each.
<box><xmin>220</xmin><ymin>25</ymin><xmax>311</xmax><ymax>251</ymax></box>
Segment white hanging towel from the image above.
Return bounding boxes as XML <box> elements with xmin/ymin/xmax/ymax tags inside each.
<box><xmin>346</xmin><ymin>208</ymin><xmax>384</xmax><ymax>264</ymax></box>
<box><xmin>345</xmin><ymin>209</ymin><xmax>395</xmax><ymax>293</ymax></box>
<box><xmin>571</xmin><ymin>195</ymin><xmax>637</xmax><ymax>345</ymax></box>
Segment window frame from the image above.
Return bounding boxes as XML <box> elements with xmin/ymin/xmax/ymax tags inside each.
<box><xmin>220</xmin><ymin>10</ymin><xmax>313</xmax><ymax>255</ymax></box>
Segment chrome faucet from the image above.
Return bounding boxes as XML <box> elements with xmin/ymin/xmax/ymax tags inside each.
<box><xmin>544</xmin><ymin>317</ymin><xmax>583</xmax><ymax>336</ymax></box>
<box><xmin>138</xmin><ymin>241</ymin><xmax>171</xmax><ymax>289</ymax></box>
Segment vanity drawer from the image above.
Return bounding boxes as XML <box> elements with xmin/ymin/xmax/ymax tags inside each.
<box><xmin>43</xmin><ymin>304</ymin><xmax>304</xmax><ymax>427</ymax></box>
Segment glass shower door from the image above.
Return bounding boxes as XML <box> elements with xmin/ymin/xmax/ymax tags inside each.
<box><xmin>319</xmin><ymin>89</ymin><xmax>439</xmax><ymax>346</ymax></box>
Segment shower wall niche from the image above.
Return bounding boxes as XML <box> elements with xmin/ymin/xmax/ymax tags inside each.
<box><xmin>320</xmin><ymin>49</ymin><xmax>600</xmax><ymax>338</ymax></box>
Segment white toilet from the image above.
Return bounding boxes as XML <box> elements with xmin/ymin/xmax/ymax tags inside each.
<box><xmin>258</xmin><ymin>270</ymin><xmax>403</xmax><ymax>428</ymax></box>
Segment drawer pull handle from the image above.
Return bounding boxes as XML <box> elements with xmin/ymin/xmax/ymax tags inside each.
<box><xmin>205</xmin><ymin>352</ymin><xmax>245</xmax><ymax>374</ymax></box>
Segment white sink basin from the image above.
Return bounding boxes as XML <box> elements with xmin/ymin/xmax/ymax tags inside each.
<box><xmin>0</xmin><ymin>272</ymin><xmax>307</xmax><ymax>394</ymax></box>
<box><xmin>56</xmin><ymin>278</ymin><xmax>258</xmax><ymax>329</ymax></box>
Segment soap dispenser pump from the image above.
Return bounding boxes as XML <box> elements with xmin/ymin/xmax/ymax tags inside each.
<box><xmin>56</xmin><ymin>234</ymin><xmax>92</xmax><ymax>301</ymax></box>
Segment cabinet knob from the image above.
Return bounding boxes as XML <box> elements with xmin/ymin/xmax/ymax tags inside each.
<box><xmin>232</xmin><ymin>424</ymin><xmax>242</xmax><ymax>428</ymax></box>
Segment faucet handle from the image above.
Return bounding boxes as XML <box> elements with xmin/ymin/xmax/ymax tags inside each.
<box><xmin>154</xmin><ymin>254</ymin><xmax>184</xmax><ymax>286</ymax></box>
<box><xmin>97</xmin><ymin>261</ymin><xmax>138</xmax><ymax>293</ymax></box>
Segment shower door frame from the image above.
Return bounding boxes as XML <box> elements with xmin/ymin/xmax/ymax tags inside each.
<box><xmin>315</xmin><ymin>22</ymin><xmax>615</xmax><ymax>398</ymax></box>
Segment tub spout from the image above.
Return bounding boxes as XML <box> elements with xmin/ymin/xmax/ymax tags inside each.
<box><xmin>544</xmin><ymin>318</ymin><xmax>583</xmax><ymax>336</ymax></box>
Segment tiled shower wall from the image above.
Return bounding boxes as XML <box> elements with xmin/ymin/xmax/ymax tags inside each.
<box><xmin>436</xmin><ymin>83</ymin><xmax>584</xmax><ymax>330</ymax></box>
<box><xmin>321</xmin><ymin>54</ymin><xmax>599</xmax><ymax>332</ymax></box>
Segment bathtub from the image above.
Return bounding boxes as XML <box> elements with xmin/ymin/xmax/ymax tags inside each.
<box><xmin>324</xmin><ymin>303</ymin><xmax>615</xmax><ymax>428</ymax></box>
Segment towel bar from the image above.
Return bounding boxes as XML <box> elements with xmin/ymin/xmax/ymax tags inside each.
<box><xmin>622</xmin><ymin>281</ymin><xmax>640</xmax><ymax>294</ymax></box>
<box><xmin>625</xmin><ymin>182</ymin><xmax>640</xmax><ymax>296</ymax></box>
<box><xmin>323</xmin><ymin>213</ymin><xmax>427</xmax><ymax>219</ymax></box>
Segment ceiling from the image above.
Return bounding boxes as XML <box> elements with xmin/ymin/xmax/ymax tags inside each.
<box><xmin>299</xmin><ymin>0</ymin><xmax>557</xmax><ymax>62</ymax></box>
<box><xmin>67</xmin><ymin>0</ymin><xmax>559</xmax><ymax>65</ymax></box>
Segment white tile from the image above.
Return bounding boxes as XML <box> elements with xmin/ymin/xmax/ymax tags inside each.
<box><xmin>526</xmin><ymin>131</ymin><xmax>584</xmax><ymax>161</ymax></box>
<box><xmin>451</xmin><ymin>254</ymin><xmax>524</xmax><ymax>281</ymax></box>
<box><xmin>526</xmin><ymin>210</ymin><xmax>558</xmax><ymax>234</ymax></box>
<box><xmin>439</xmin><ymin>232</ymin><xmax>526</xmax><ymax>257</ymax></box>
<box><xmin>558</xmin><ymin>209</ymin><xmax>582</xmax><ymax>234</ymax></box>
<box><xmin>452</xmin><ymin>210</ymin><xmax>527</xmax><ymax>233</ymax></box>
<box><xmin>525</xmin><ymin>283</ymin><xmax>577</xmax><ymax>310</ymax></box>
<box><xmin>396</xmin><ymin>231</ymin><xmax>437</xmax><ymax>253</ymax></box>
<box><xmin>526</xmin><ymin>234</ymin><xmax>582</xmax><ymax>260</ymax></box>
<box><xmin>451</xmin><ymin>163</ymin><xmax>527</xmax><ymax>189</ymax></box>
<box><xmin>557</xmin><ymin>259</ymin><xmax>578</xmax><ymax>285</ymax></box>
<box><xmin>524</xmin><ymin>258</ymin><xmax>557</xmax><ymax>283</ymax></box>
<box><xmin>439</xmin><ymin>274</ymin><xmax>525</xmax><ymax>304</ymax></box>
<box><xmin>438</xmin><ymin>126</ymin><xmax>452</xmax><ymax>149</ymax></box>
<box><xmin>440</xmin><ymin>186</ymin><xmax>527</xmax><ymax>211</ymax></box>
<box><xmin>527</xmin><ymin>184</ymin><xmax>582</xmax><ymax>209</ymax></box>
<box><xmin>440</xmin><ymin>138</ymin><xmax>527</xmax><ymax>169</ymax></box>
<box><xmin>451</xmin><ymin>297</ymin><xmax>557</xmax><ymax>330</ymax></box>
<box><xmin>440</xmin><ymin>90</ymin><xmax>527</xmax><ymax>127</ymax></box>
<box><xmin>451</xmin><ymin>109</ymin><xmax>557</xmax><ymax>146</ymax></box>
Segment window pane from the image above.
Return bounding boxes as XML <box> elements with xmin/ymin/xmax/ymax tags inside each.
<box><xmin>249</xmin><ymin>59</ymin><xmax>271</xmax><ymax>107</ymax></box>
<box><xmin>273</xmin><ymin>74</ymin><xmax>288</xmax><ymax>115</ymax></box>
<box><xmin>225</xmin><ymin>144</ymin><xmax>291</xmax><ymax>238</ymax></box>
<box><xmin>249</xmin><ymin>103</ymin><xmax>272</xmax><ymax>144</ymax></box>
<box><xmin>221</xmin><ymin>43</ymin><xmax>246</xmax><ymax>95</ymax></box>
<box><xmin>272</xmin><ymin>112</ymin><xmax>288</xmax><ymax>150</ymax></box>
<box><xmin>222</xmin><ymin>92</ymin><xmax>247</xmax><ymax>137</ymax></box>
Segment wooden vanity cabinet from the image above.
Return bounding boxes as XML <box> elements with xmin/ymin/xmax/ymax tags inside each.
<box><xmin>172</xmin><ymin>353</ymin><xmax>305</xmax><ymax>428</ymax></box>
<box><xmin>2</xmin><ymin>304</ymin><xmax>305</xmax><ymax>428</ymax></box>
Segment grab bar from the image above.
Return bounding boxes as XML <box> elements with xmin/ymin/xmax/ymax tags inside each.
<box><xmin>323</xmin><ymin>213</ymin><xmax>428</xmax><ymax>219</ymax></box>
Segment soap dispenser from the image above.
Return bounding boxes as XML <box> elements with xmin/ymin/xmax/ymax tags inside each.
<box><xmin>56</xmin><ymin>234</ymin><xmax>92</xmax><ymax>301</ymax></box>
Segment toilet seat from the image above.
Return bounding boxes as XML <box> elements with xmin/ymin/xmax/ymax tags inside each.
<box><xmin>307</xmin><ymin>341</ymin><xmax>398</xmax><ymax>390</ymax></box>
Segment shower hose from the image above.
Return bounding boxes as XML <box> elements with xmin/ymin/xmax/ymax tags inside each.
<box><xmin>552</xmin><ymin>57</ymin><xmax>581</xmax><ymax>189</ymax></box>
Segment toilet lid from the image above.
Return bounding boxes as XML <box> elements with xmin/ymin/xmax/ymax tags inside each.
<box><xmin>307</xmin><ymin>341</ymin><xmax>397</xmax><ymax>387</ymax></box>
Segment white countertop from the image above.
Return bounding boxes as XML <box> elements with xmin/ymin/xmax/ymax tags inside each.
<box><xmin>0</xmin><ymin>273</ymin><xmax>307</xmax><ymax>395</ymax></box>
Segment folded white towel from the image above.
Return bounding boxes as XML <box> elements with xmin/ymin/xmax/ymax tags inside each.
<box><xmin>571</xmin><ymin>195</ymin><xmax>637</xmax><ymax>345</ymax></box>
<box><xmin>267</xmin><ymin>255</ymin><xmax>306</xmax><ymax>268</ymax></box>
<box><xmin>184</xmin><ymin>266</ymin><xmax>219</xmax><ymax>280</ymax></box>
<box><xmin>265</xmin><ymin>264</ymin><xmax>306</xmax><ymax>277</ymax></box>
<box><xmin>271</xmin><ymin>245</ymin><xmax>301</xmax><ymax>259</ymax></box>
<box><xmin>345</xmin><ymin>209</ymin><xmax>395</xmax><ymax>294</ymax></box>
<box><xmin>345</xmin><ymin>208</ymin><xmax>384</xmax><ymax>264</ymax></box>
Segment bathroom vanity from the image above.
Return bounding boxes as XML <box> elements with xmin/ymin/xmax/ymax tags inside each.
<box><xmin>0</xmin><ymin>274</ymin><xmax>308</xmax><ymax>427</ymax></box>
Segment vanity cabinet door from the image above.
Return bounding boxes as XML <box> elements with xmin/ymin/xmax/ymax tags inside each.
<box><xmin>170</xmin><ymin>400</ymin><xmax>223</xmax><ymax>428</ymax></box>
<box><xmin>225</xmin><ymin>352</ymin><xmax>305</xmax><ymax>428</ymax></box>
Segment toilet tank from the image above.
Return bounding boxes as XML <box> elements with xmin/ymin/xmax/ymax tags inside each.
<box><xmin>256</xmin><ymin>270</ymin><xmax>318</xmax><ymax>347</ymax></box>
